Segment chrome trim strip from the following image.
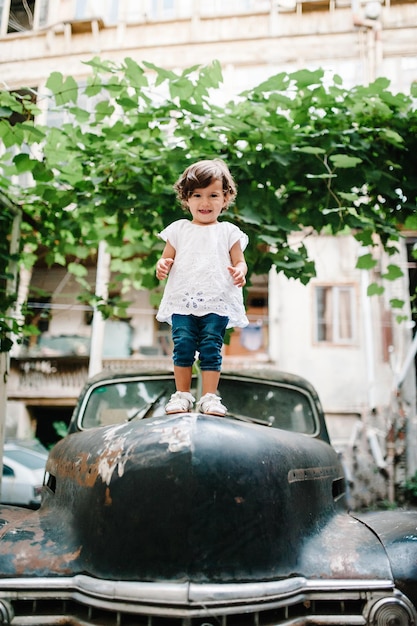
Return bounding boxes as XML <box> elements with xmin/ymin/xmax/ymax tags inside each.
<box><xmin>0</xmin><ymin>575</ymin><xmax>394</xmax><ymax>605</ymax></box>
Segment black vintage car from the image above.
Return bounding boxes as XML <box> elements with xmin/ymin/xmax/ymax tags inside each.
<box><xmin>0</xmin><ymin>367</ymin><xmax>416</xmax><ymax>626</ymax></box>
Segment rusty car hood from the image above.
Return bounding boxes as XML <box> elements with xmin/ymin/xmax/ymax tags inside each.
<box><xmin>0</xmin><ymin>414</ymin><xmax>393</xmax><ymax>583</ymax></box>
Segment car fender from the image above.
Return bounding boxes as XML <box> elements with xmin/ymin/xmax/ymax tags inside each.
<box><xmin>352</xmin><ymin>509</ymin><xmax>417</xmax><ymax>606</ymax></box>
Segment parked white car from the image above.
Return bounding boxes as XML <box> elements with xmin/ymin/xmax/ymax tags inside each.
<box><xmin>1</xmin><ymin>442</ymin><xmax>48</xmax><ymax>509</ymax></box>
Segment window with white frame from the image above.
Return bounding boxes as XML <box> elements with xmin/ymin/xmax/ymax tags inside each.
<box><xmin>122</xmin><ymin>0</ymin><xmax>268</xmax><ymax>23</ymax></box>
<box><xmin>314</xmin><ymin>284</ymin><xmax>356</xmax><ymax>344</ymax></box>
<box><xmin>150</xmin><ymin>0</ymin><xmax>175</xmax><ymax>19</ymax></box>
<box><xmin>0</xmin><ymin>0</ymin><xmax>49</xmax><ymax>35</ymax></box>
<box><xmin>74</xmin><ymin>0</ymin><xmax>119</xmax><ymax>24</ymax></box>
<box><xmin>123</xmin><ymin>0</ymin><xmax>193</xmax><ymax>22</ymax></box>
<box><xmin>199</xmin><ymin>0</ymin><xmax>267</xmax><ymax>16</ymax></box>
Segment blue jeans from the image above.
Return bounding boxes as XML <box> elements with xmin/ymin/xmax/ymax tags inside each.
<box><xmin>171</xmin><ymin>313</ymin><xmax>229</xmax><ymax>371</ymax></box>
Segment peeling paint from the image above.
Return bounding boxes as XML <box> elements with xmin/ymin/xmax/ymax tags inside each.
<box><xmin>97</xmin><ymin>434</ymin><xmax>135</xmax><ymax>485</ymax></box>
<box><xmin>156</xmin><ymin>421</ymin><xmax>193</xmax><ymax>452</ymax></box>
<box><xmin>49</xmin><ymin>425</ymin><xmax>140</xmax><ymax>489</ymax></box>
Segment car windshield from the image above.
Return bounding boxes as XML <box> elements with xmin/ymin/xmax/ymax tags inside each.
<box><xmin>79</xmin><ymin>375</ymin><xmax>317</xmax><ymax>435</ymax></box>
<box><xmin>218</xmin><ymin>377</ymin><xmax>317</xmax><ymax>434</ymax></box>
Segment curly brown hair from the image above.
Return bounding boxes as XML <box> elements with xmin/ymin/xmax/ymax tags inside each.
<box><xmin>174</xmin><ymin>159</ymin><xmax>237</xmax><ymax>212</ymax></box>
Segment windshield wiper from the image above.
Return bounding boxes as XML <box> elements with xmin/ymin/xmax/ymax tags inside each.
<box><xmin>128</xmin><ymin>388</ymin><xmax>167</xmax><ymax>421</ymax></box>
<box><xmin>227</xmin><ymin>412</ymin><xmax>273</xmax><ymax>426</ymax></box>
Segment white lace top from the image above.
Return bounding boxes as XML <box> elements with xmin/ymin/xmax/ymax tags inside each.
<box><xmin>156</xmin><ymin>219</ymin><xmax>249</xmax><ymax>329</ymax></box>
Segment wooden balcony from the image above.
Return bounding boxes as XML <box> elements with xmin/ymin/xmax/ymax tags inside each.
<box><xmin>8</xmin><ymin>355</ymin><xmax>169</xmax><ymax>404</ymax></box>
<box><xmin>8</xmin><ymin>352</ymin><xmax>269</xmax><ymax>406</ymax></box>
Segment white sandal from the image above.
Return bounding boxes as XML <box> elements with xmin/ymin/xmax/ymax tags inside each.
<box><xmin>197</xmin><ymin>393</ymin><xmax>227</xmax><ymax>417</ymax></box>
<box><xmin>165</xmin><ymin>391</ymin><xmax>195</xmax><ymax>414</ymax></box>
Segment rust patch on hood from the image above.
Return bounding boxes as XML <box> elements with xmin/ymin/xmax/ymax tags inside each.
<box><xmin>49</xmin><ymin>425</ymin><xmax>139</xmax><ymax>488</ymax></box>
<box><xmin>12</xmin><ymin>539</ymin><xmax>82</xmax><ymax>576</ymax></box>
<box><xmin>0</xmin><ymin>513</ymin><xmax>82</xmax><ymax>577</ymax></box>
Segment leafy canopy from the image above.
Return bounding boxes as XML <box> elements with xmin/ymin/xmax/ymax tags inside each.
<box><xmin>1</xmin><ymin>58</ymin><xmax>417</xmax><ymax>351</ymax></box>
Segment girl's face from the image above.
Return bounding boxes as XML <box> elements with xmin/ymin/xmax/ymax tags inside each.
<box><xmin>186</xmin><ymin>179</ymin><xmax>226</xmax><ymax>226</ymax></box>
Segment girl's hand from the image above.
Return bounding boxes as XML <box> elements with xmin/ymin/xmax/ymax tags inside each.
<box><xmin>156</xmin><ymin>257</ymin><xmax>174</xmax><ymax>280</ymax></box>
<box><xmin>228</xmin><ymin>265</ymin><xmax>246</xmax><ymax>287</ymax></box>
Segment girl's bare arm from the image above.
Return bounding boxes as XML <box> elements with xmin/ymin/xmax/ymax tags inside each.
<box><xmin>228</xmin><ymin>241</ymin><xmax>248</xmax><ymax>287</ymax></box>
<box><xmin>156</xmin><ymin>241</ymin><xmax>176</xmax><ymax>280</ymax></box>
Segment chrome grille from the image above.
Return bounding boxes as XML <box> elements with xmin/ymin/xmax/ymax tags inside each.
<box><xmin>4</xmin><ymin>596</ymin><xmax>367</xmax><ymax>626</ymax></box>
<box><xmin>0</xmin><ymin>576</ymin><xmax>410</xmax><ymax>626</ymax></box>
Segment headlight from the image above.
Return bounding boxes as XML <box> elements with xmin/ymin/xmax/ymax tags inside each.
<box><xmin>368</xmin><ymin>597</ymin><xmax>415</xmax><ymax>626</ymax></box>
<box><xmin>0</xmin><ymin>600</ymin><xmax>14</xmax><ymax>622</ymax></box>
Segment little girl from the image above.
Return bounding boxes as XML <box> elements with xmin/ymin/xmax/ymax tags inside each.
<box><xmin>156</xmin><ymin>158</ymin><xmax>248</xmax><ymax>416</ymax></box>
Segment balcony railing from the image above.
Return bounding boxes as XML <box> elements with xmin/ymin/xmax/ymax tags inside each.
<box><xmin>8</xmin><ymin>353</ymin><xmax>270</xmax><ymax>402</ymax></box>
